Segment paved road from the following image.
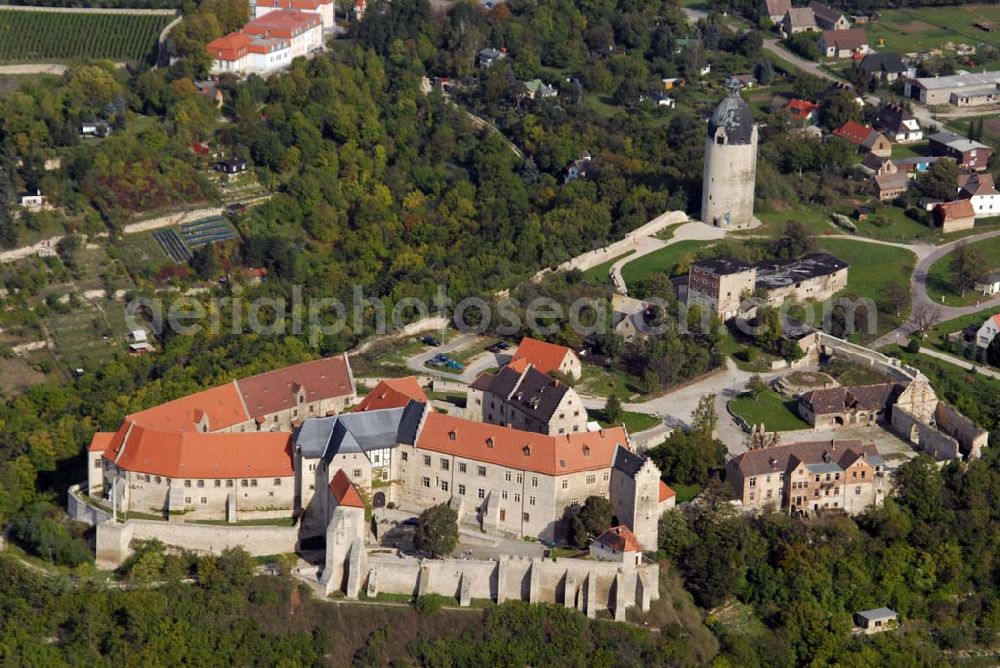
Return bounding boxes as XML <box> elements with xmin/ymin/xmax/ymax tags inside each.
<box><xmin>918</xmin><ymin>346</ymin><xmax>1000</xmax><ymax>380</ymax></box>
<box><xmin>870</xmin><ymin>228</ymin><xmax>1000</xmax><ymax>348</ymax></box>
<box><xmin>762</xmin><ymin>40</ymin><xmax>844</xmax><ymax>83</ymax></box>
<box><xmin>405</xmin><ymin>333</ymin><xmax>503</xmax><ymax>384</ymax></box>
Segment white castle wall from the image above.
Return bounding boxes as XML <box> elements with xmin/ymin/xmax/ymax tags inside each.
<box><xmin>701</xmin><ymin>129</ymin><xmax>758</xmax><ymax>229</ymax></box>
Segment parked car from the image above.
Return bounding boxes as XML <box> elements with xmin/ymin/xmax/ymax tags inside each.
<box><xmin>445</xmin><ymin>359</ymin><xmax>464</xmax><ymax>371</ymax></box>
<box><xmin>401</xmin><ymin>517</ymin><xmax>419</xmax><ymax>526</ymax></box>
<box><xmin>486</xmin><ymin>341</ymin><xmax>509</xmax><ymax>353</ymax></box>
<box><xmin>420</xmin><ymin>335</ymin><xmax>440</xmax><ymax>346</ymax></box>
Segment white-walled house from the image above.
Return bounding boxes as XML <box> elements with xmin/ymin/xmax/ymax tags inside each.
<box><xmin>975</xmin><ymin>274</ymin><xmax>1000</xmax><ymax>296</ymax></box>
<box><xmin>976</xmin><ymin>314</ymin><xmax>1000</xmax><ymax>348</ymax></box>
<box><xmin>254</xmin><ymin>0</ymin><xmax>334</xmax><ymax>32</ymax></box>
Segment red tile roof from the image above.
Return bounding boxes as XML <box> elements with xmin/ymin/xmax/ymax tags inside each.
<box><xmin>659</xmin><ymin>479</ymin><xmax>675</xmax><ymax>503</ymax></box>
<box><xmin>415</xmin><ymin>412</ymin><xmax>627</xmax><ymax>476</ymax></box>
<box><xmin>88</xmin><ymin>431</ymin><xmax>116</xmax><ymax>453</ymax></box>
<box><xmin>594</xmin><ymin>525</ymin><xmax>643</xmax><ymax>552</ymax></box>
<box><xmin>206</xmin><ymin>32</ymin><xmax>252</xmax><ymax>61</ymax></box>
<box><xmin>128</xmin><ymin>382</ymin><xmax>249</xmax><ymax>433</ymax></box>
<box><xmin>244</xmin><ymin>8</ymin><xmax>321</xmax><ymax>38</ymax></box>
<box><xmin>821</xmin><ymin>28</ymin><xmax>868</xmax><ymax>51</ymax></box>
<box><xmin>237</xmin><ymin>354</ymin><xmax>354</xmax><ymax>418</ymax></box>
<box><xmin>256</xmin><ymin>0</ymin><xmax>331</xmax><ymax>8</ymax></box>
<box><xmin>354</xmin><ymin>376</ymin><xmax>427</xmax><ymax>412</ymax></box>
<box><xmin>511</xmin><ymin>337</ymin><xmax>575</xmax><ymax>375</ymax></box>
<box><xmin>935</xmin><ymin>199</ymin><xmax>975</xmax><ymax>222</ymax></box>
<box><xmin>330</xmin><ymin>469</ymin><xmax>366</xmax><ymax>508</ymax></box>
<box><xmin>785</xmin><ymin>98</ymin><xmax>819</xmax><ymax>120</ymax></box>
<box><xmin>833</xmin><ymin>120</ymin><xmax>875</xmax><ymax>146</ymax></box>
<box><xmin>105</xmin><ymin>422</ymin><xmax>293</xmax><ymax>479</ymax></box>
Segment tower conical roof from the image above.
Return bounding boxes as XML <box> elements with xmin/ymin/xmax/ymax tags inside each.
<box><xmin>708</xmin><ymin>90</ymin><xmax>755</xmax><ymax>145</ymax></box>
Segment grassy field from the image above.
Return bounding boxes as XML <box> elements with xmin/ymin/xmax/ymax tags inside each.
<box><xmin>619</xmin><ymin>240</ymin><xmax>708</xmax><ymax>286</ymax></box>
<box><xmin>818</xmin><ymin>237</ymin><xmax>916</xmax><ymax>308</ymax></box>
<box><xmin>864</xmin><ymin>4</ymin><xmax>1000</xmax><ymax>56</ymax></box>
<box><xmin>589</xmin><ymin>408</ymin><xmax>661</xmax><ymax>434</ymax></box>
<box><xmin>669</xmin><ymin>483</ymin><xmax>702</xmax><ymax>504</ymax></box>
<box><xmin>576</xmin><ymin>363</ymin><xmax>644</xmax><ymax>400</ymax></box>
<box><xmin>926</xmin><ymin>235</ymin><xmax>1000</xmax><ymax>306</ymax></box>
<box><xmin>582</xmin><ymin>250</ymin><xmax>634</xmax><ymax>284</ymax></box>
<box><xmin>729</xmin><ymin>390</ymin><xmax>810</xmax><ymax>432</ymax></box>
<box><xmin>0</xmin><ymin>10</ymin><xmax>173</xmax><ymax>63</ymax></box>
<box><xmin>46</xmin><ymin>298</ymin><xmax>128</xmax><ymax>371</ymax></box>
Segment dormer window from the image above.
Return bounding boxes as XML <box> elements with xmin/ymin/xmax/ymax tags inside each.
<box><xmin>523</xmin><ymin>445</ymin><xmax>532</xmax><ymax>456</ymax></box>
<box><xmin>583</xmin><ymin>446</ymin><xmax>591</xmax><ymax>457</ymax></box>
<box><xmin>448</xmin><ymin>430</ymin><xmax>457</xmax><ymax>441</ymax></box>
<box><xmin>486</xmin><ymin>437</ymin><xmax>494</xmax><ymax>448</ymax></box>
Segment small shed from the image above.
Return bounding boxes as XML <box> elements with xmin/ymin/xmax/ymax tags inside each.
<box><xmin>854</xmin><ymin>607</ymin><xmax>897</xmax><ymax>633</ymax></box>
<box><xmin>215</xmin><ymin>157</ymin><xmax>248</xmax><ymax>175</ymax></box>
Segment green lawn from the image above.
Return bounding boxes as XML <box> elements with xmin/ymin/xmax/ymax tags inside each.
<box><xmin>577</xmin><ymin>363</ymin><xmax>643</xmax><ymax>401</ymax></box>
<box><xmin>864</xmin><ymin>4</ymin><xmax>1000</xmax><ymax>56</ymax></box>
<box><xmin>582</xmin><ymin>250</ymin><xmax>634</xmax><ymax>285</ymax></box>
<box><xmin>745</xmin><ymin>206</ymin><xmax>841</xmax><ymax>238</ymax></box>
<box><xmin>818</xmin><ymin>237</ymin><xmax>916</xmax><ymax>316</ymax></box>
<box><xmin>589</xmin><ymin>408</ymin><xmax>661</xmax><ymax>434</ymax></box>
<box><xmin>729</xmin><ymin>390</ymin><xmax>810</xmax><ymax>432</ymax></box>
<box><xmin>926</xmin><ymin>307</ymin><xmax>1000</xmax><ymax>352</ymax></box>
<box><xmin>669</xmin><ymin>483</ymin><xmax>702</xmax><ymax>504</ymax></box>
<box><xmin>926</xmin><ymin>235</ymin><xmax>1000</xmax><ymax>307</ymax></box>
<box><xmin>620</xmin><ymin>240</ymin><xmax>708</xmax><ymax>286</ymax></box>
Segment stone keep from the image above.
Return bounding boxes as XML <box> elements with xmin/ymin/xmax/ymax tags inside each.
<box><xmin>701</xmin><ymin>88</ymin><xmax>758</xmax><ymax>229</ymax></box>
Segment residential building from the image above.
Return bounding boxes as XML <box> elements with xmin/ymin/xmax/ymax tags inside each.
<box><xmin>928</xmin><ymin>132</ymin><xmax>992</xmax><ymax>171</ymax></box>
<box><xmin>478</xmin><ymin>47</ymin><xmax>505</xmax><ymax>68</ymax></box>
<box><xmin>511</xmin><ymin>336</ymin><xmax>582</xmax><ymax>380</ymax></box>
<box><xmin>726</xmin><ymin>439</ymin><xmax>889</xmax><ymax>515</ymax></box>
<box><xmin>215</xmin><ymin>157</ymin><xmax>248</xmax><ymax>174</ymax></box>
<box><xmin>785</xmin><ymin>98</ymin><xmax>819</xmax><ymax>123</ymax></box>
<box><xmin>467</xmin><ymin>363</ymin><xmax>588</xmax><ymax>436</ymax></box>
<box><xmin>974</xmin><ymin>273</ymin><xmax>1000</xmax><ymax>296</ymax></box>
<box><xmin>781</xmin><ymin>7</ymin><xmax>817</xmax><ymax>36</ymax></box>
<box><xmin>727</xmin><ymin>73</ymin><xmax>758</xmax><ymax>89</ymax></box>
<box><xmin>872</xmin><ymin>104</ymin><xmax>922</xmax><ymax>143</ymax></box>
<box><xmin>564</xmin><ymin>153</ymin><xmax>592</xmax><ymax>183</ymax></box>
<box><xmin>818</xmin><ymin>28</ymin><xmax>869</xmax><ymax>58</ymax></box>
<box><xmin>932</xmin><ymin>199</ymin><xmax>976</xmax><ymax>232</ymax></box>
<box><xmin>353</xmin><ymin>0</ymin><xmax>366</xmax><ymax>20</ymax></box>
<box><xmin>858</xmin><ymin>52</ymin><xmax>908</xmax><ymax>81</ymax></box>
<box><xmin>686</xmin><ymin>257</ymin><xmax>756</xmax><ymax>320</ymax></box>
<box><xmin>18</xmin><ymin>190</ymin><xmax>46</xmax><ymax>210</ymax></box>
<box><xmin>763</xmin><ymin>0</ymin><xmax>791</xmax><ymax>23</ymax></box>
<box><xmin>860</xmin><ymin>154</ymin><xmax>895</xmax><ymax>176</ymax></box>
<box><xmin>874</xmin><ymin>172</ymin><xmax>909</xmax><ymax>201</ymax></box>
<box><xmin>905</xmin><ymin>70</ymin><xmax>1000</xmax><ymax>106</ymax></box>
<box><xmin>958</xmin><ymin>172</ymin><xmax>1000</xmax><ymax>218</ymax></box>
<box><xmin>855</xmin><ymin>608</ymin><xmax>898</xmax><ymax>634</ymax></box>
<box><xmin>798</xmin><ymin>383</ymin><xmax>903</xmax><ymax>428</ymax></box>
<box><xmin>975</xmin><ymin>314</ymin><xmax>1000</xmax><ymax>348</ymax></box>
<box><xmin>833</xmin><ymin>120</ymin><xmax>891</xmax><ymax>157</ymax></box>
<box><xmin>523</xmin><ymin>79</ymin><xmax>557</xmax><ymax>99</ymax></box>
<box><xmin>354</xmin><ymin>376</ymin><xmax>427</xmax><ymax>413</ymax></box>
<box><xmin>253</xmin><ymin>0</ymin><xmax>334</xmax><ymax>32</ymax></box>
<box><xmin>810</xmin><ymin>2</ymin><xmax>850</xmax><ymax>30</ymax></box>
<box><xmin>892</xmin><ymin>156</ymin><xmax>939</xmax><ymax>175</ymax></box>
<box><xmin>611</xmin><ymin>294</ymin><xmax>658</xmax><ymax>341</ymax></box>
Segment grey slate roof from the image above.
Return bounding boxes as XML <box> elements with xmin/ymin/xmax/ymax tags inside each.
<box><xmin>613</xmin><ymin>446</ymin><xmax>645</xmax><ymax>476</ymax></box>
<box><xmin>754</xmin><ymin>253</ymin><xmax>849</xmax><ymax>290</ymax></box>
<box><xmin>295</xmin><ymin>405</ymin><xmax>416</xmax><ymax>461</ymax></box>
<box><xmin>708</xmin><ymin>91</ymin><xmax>755</xmax><ymax>145</ymax></box>
<box><xmin>856</xmin><ymin>607</ymin><xmax>897</xmax><ymax>622</ymax></box>
<box><xmin>473</xmin><ymin>365</ymin><xmax>572</xmax><ymax>424</ymax></box>
<box><xmin>692</xmin><ymin>256</ymin><xmax>754</xmax><ymax>276</ymax></box>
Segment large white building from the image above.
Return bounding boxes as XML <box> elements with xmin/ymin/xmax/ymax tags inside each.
<box><xmin>701</xmin><ymin>87</ymin><xmax>758</xmax><ymax>229</ymax></box>
<box><xmin>207</xmin><ymin>8</ymin><xmax>323</xmax><ymax>75</ymax></box>
<box><xmin>253</xmin><ymin>0</ymin><xmax>334</xmax><ymax>32</ymax></box>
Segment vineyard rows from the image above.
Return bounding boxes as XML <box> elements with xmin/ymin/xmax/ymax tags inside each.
<box><xmin>0</xmin><ymin>10</ymin><xmax>173</xmax><ymax>63</ymax></box>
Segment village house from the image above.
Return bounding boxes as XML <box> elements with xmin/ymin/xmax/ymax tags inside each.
<box><xmin>974</xmin><ymin>274</ymin><xmax>1000</xmax><ymax>296</ymax></box>
<box><xmin>833</xmin><ymin>120</ymin><xmax>891</xmax><ymax>157</ymax></box>
<box><xmin>611</xmin><ymin>294</ymin><xmax>659</xmax><ymax>341</ymax></box>
<box><xmin>478</xmin><ymin>47</ymin><xmax>506</xmax><ymax>68</ymax></box>
<box><xmin>466</xmin><ymin>362</ymin><xmax>588</xmax><ymax>436</ymax></box>
<box><xmin>860</xmin><ymin>154</ymin><xmax>895</xmax><ymax>176</ymax></box>
<box><xmin>872</xmin><ymin>104</ymin><xmax>922</xmax><ymax>143</ymax></box>
<box><xmin>858</xmin><ymin>52</ymin><xmax>908</xmax><ymax>82</ymax></box>
<box><xmin>928</xmin><ymin>132</ymin><xmax>993</xmax><ymax>171</ymax></box>
<box><xmin>781</xmin><ymin>7</ymin><xmax>818</xmax><ymax>36</ymax></box>
<box><xmin>215</xmin><ymin>157</ymin><xmax>248</xmax><ymax>174</ymax></box>
<box><xmin>511</xmin><ymin>336</ymin><xmax>582</xmax><ymax>380</ymax></box>
<box><xmin>785</xmin><ymin>98</ymin><xmax>820</xmax><ymax>123</ymax></box>
<box><xmin>874</xmin><ymin>172</ymin><xmax>910</xmax><ymax>201</ymax></box>
<box><xmin>892</xmin><ymin>156</ymin><xmax>939</xmax><ymax>176</ymax></box>
<box><xmin>523</xmin><ymin>79</ymin><xmax>558</xmax><ymax>100</ymax></box>
<box><xmin>726</xmin><ymin>439</ymin><xmax>890</xmax><ymax>516</ymax></box>
<box><xmin>932</xmin><ymin>199</ymin><xmax>976</xmax><ymax>232</ymax></box>
<box><xmin>958</xmin><ymin>172</ymin><xmax>1000</xmax><ymax>218</ymax></box>
<box><xmin>818</xmin><ymin>28</ymin><xmax>869</xmax><ymax>58</ymax></box>
<box><xmin>18</xmin><ymin>190</ymin><xmax>46</xmax><ymax>210</ymax></box>
<box><xmin>763</xmin><ymin>0</ymin><xmax>791</xmax><ymax>24</ymax></box>
<box><xmin>564</xmin><ymin>153</ymin><xmax>592</xmax><ymax>183</ymax></box>
<box><xmin>975</xmin><ymin>313</ymin><xmax>1000</xmax><ymax>348</ymax></box>
<box><xmin>810</xmin><ymin>2</ymin><xmax>850</xmax><ymax>30</ymax></box>
<box><xmin>855</xmin><ymin>608</ymin><xmax>898</xmax><ymax>634</ymax></box>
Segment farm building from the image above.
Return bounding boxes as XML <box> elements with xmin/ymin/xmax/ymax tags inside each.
<box><xmin>905</xmin><ymin>70</ymin><xmax>1000</xmax><ymax>106</ymax></box>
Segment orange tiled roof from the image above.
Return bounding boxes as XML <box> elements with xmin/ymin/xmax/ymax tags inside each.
<box><xmin>88</xmin><ymin>431</ymin><xmax>116</xmax><ymax>453</ymax></box>
<box><xmin>244</xmin><ymin>8</ymin><xmax>321</xmax><ymax>38</ymax></box>
<box><xmin>206</xmin><ymin>32</ymin><xmax>253</xmax><ymax>61</ymax></box>
<box><xmin>511</xmin><ymin>337</ymin><xmax>574</xmax><ymax>375</ymax></box>
<box><xmin>256</xmin><ymin>0</ymin><xmax>331</xmax><ymax>8</ymax></box>
<box><xmin>506</xmin><ymin>357</ymin><xmax>530</xmax><ymax>373</ymax></box>
<box><xmin>659</xmin><ymin>479</ymin><xmax>675</xmax><ymax>503</ymax></box>
<box><xmin>936</xmin><ymin>199</ymin><xmax>975</xmax><ymax>222</ymax></box>
<box><xmin>128</xmin><ymin>382</ymin><xmax>249</xmax><ymax>433</ymax></box>
<box><xmin>330</xmin><ymin>469</ymin><xmax>366</xmax><ymax>508</ymax></box>
<box><xmin>785</xmin><ymin>98</ymin><xmax>819</xmax><ymax>120</ymax></box>
<box><xmin>833</xmin><ymin>120</ymin><xmax>874</xmax><ymax>146</ymax></box>
<box><xmin>354</xmin><ymin>376</ymin><xmax>427</xmax><ymax>412</ymax></box>
<box><xmin>104</xmin><ymin>422</ymin><xmax>293</xmax><ymax>479</ymax></box>
<box><xmin>594</xmin><ymin>525</ymin><xmax>643</xmax><ymax>552</ymax></box>
<box><xmin>415</xmin><ymin>412</ymin><xmax>627</xmax><ymax>476</ymax></box>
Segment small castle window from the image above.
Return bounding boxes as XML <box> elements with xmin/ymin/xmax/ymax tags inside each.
<box><xmin>448</xmin><ymin>430</ymin><xmax>457</xmax><ymax>441</ymax></box>
<box><xmin>486</xmin><ymin>437</ymin><xmax>494</xmax><ymax>448</ymax></box>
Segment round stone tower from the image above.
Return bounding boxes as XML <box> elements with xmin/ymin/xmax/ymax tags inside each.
<box><xmin>700</xmin><ymin>85</ymin><xmax>758</xmax><ymax>228</ymax></box>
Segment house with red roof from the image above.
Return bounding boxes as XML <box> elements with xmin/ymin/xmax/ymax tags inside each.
<box><xmin>785</xmin><ymin>98</ymin><xmax>820</xmax><ymax>123</ymax></box>
<box><xmin>932</xmin><ymin>199</ymin><xmax>976</xmax><ymax>233</ymax></box>
<box><xmin>818</xmin><ymin>28</ymin><xmax>869</xmax><ymax>59</ymax></box>
<box><xmin>832</xmin><ymin>120</ymin><xmax>891</xmax><ymax>157</ymax></box>
<box><xmin>207</xmin><ymin>8</ymin><xmax>323</xmax><ymax>75</ymax></box>
<box><xmin>590</xmin><ymin>525</ymin><xmax>644</xmax><ymax>565</ymax></box>
<box><xmin>511</xmin><ymin>336</ymin><xmax>582</xmax><ymax>380</ymax></box>
<box><xmin>254</xmin><ymin>0</ymin><xmax>334</xmax><ymax>32</ymax></box>
<box><xmin>354</xmin><ymin>376</ymin><xmax>427</xmax><ymax>413</ymax></box>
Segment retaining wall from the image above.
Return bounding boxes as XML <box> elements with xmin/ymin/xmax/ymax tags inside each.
<box><xmin>67</xmin><ymin>484</ymin><xmax>111</xmax><ymax>526</ymax></box>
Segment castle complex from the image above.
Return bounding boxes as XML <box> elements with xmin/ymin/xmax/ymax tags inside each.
<box><xmin>701</xmin><ymin>87</ymin><xmax>758</xmax><ymax>229</ymax></box>
<box><xmin>86</xmin><ymin>341</ymin><xmax>674</xmax><ymax>611</ymax></box>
